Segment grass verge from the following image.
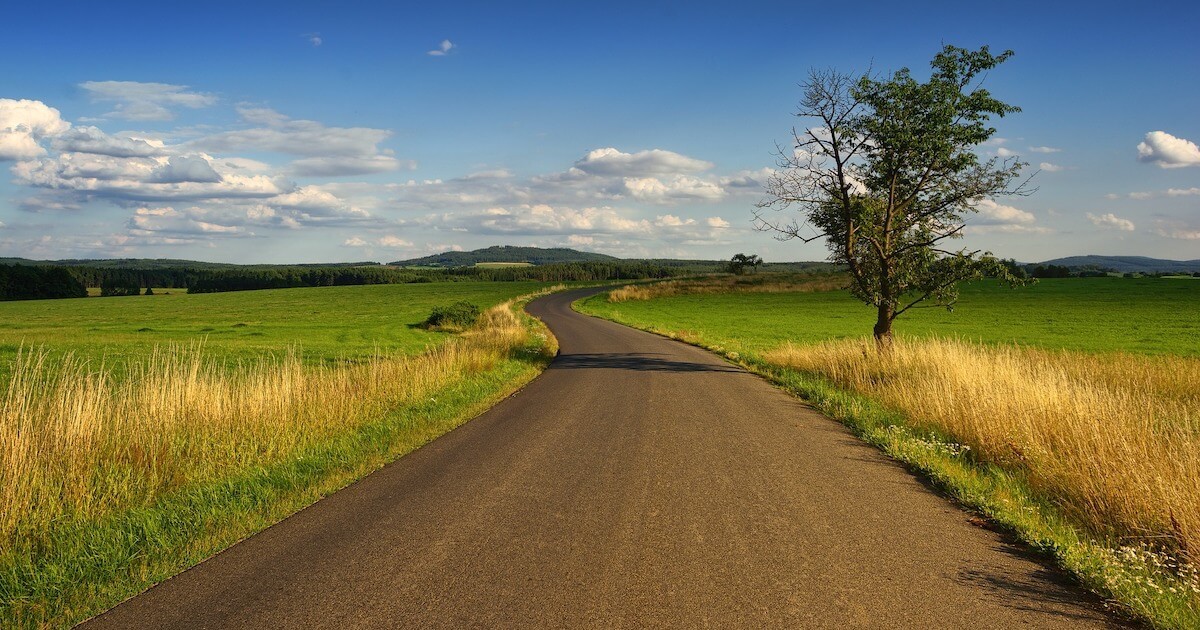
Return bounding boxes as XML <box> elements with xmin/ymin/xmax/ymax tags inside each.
<box><xmin>577</xmin><ymin>294</ymin><xmax>1200</xmax><ymax>629</ymax></box>
<box><xmin>0</xmin><ymin>288</ymin><xmax>561</xmax><ymax>628</ymax></box>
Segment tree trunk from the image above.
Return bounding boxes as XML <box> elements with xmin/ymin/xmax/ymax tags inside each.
<box><xmin>873</xmin><ymin>304</ymin><xmax>893</xmax><ymax>350</ymax></box>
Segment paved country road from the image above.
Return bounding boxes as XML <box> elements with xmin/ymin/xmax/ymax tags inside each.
<box><xmin>85</xmin><ymin>287</ymin><xmax>1124</xmax><ymax>628</ymax></box>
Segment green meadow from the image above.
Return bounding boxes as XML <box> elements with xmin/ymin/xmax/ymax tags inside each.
<box><xmin>579</xmin><ymin>277</ymin><xmax>1200</xmax><ymax>356</ymax></box>
<box><xmin>578</xmin><ymin>275</ymin><xmax>1200</xmax><ymax>628</ymax></box>
<box><xmin>0</xmin><ymin>281</ymin><xmax>560</xmax><ymax>628</ymax></box>
<box><xmin>0</xmin><ymin>281</ymin><xmax>549</xmax><ymax>375</ymax></box>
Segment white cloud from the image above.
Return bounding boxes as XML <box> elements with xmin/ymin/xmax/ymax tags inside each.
<box><xmin>291</xmin><ymin>155</ymin><xmax>415</xmax><ymax>177</ymax></box>
<box><xmin>967</xmin><ymin>199</ymin><xmax>1049</xmax><ymax>234</ymax></box>
<box><xmin>377</xmin><ymin>235</ymin><xmax>413</xmax><ymax>247</ymax></box>
<box><xmin>0</xmin><ymin>99</ymin><xmax>71</xmax><ymax>160</ymax></box>
<box><xmin>1129</xmin><ymin>191</ymin><xmax>1154</xmax><ymax>200</ymax></box>
<box><xmin>191</xmin><ymin>107</ymin><xmax>405</xmax><ymax>176</ymax></box>
<box><xmin>80</xmin><ymin>81</ymin><xmax>217</xmax><ymax>121</ymax></box>
<box><xmin>706</xmin><ymin>216</ymin><xmax>731</xmax><ymax>228</ymax></box>
<box><xmin>306</xmin><ymin>33</ymin><xmax>322</xmax><ymax>47</ymax></box>
<box><xmin>719</xmin><ymin>168</ymin><xmax>775</xmax><ymax>191</ymax></box>
<box><xmin>1087</xmin><ymin>212</ymin><xmax>1135</xmax><ymax>231</ymax></box>
<box><xmin>127</xmin><ymin>206</ymin><xmax>251</xmax><ymax>240</ymax></box>
<box><xmin>1137</xmin><ymin>131</ymin><xmax>1200</xmax><ymax>168</ymax></box>
<box><xmin>50</xmin><ymin>125</ymin><xmax>165</xmax><ymax>158</ymax></box>
<box><xmin>622</xmin><ymin>175</ymin><xmax>725</xmax><ymax>202</ymax></box>
<box><xmin>1167</xmin><ymin>187</ymin><xmax>1200</xmax><ymax>197</ymax></box>
<box><xmin>574</xmin><ymin>147</ymin><xmax>713</xmax><ymax>176</ymax></box>
<box><xmin>1153</xmin><ymin>220</ymin><xmax>1200</xmax><ymax>240</ymax></box>
<box><xmin>13</xmin><ymin>152</ymin><xmax>289</xmax><ymax>201</ymax></box>
<box><xmin>996</xmin><ymin>147</ymin><xmax>1017</xmax><ymax>158</ymax></box>
<box><xmin>151</xmin><ymin>156</ymin><xmax>222</xmax><ymax>183</ymax></box>
<box><xmin>1028</xmin><ymin>146</ymin><xmax>1061</xmax><ymax>154</ymax></box>
<box><xmin>973</xmin><ymin>199</ymin><xmax>1037</xmax><ymax>225</ymax></box>
<box><xmin>427</xmin><ymin>40</ymin><xmax>454</xmax><ymax>56</ymax></box>
<box><xmin>1038</xmin><ymin>162</ymin><xmax>1063</xmax><ymax>172</ymax></box>
<box><xmin>343</xmin><ymin>236</ymin><xmax>369</xmax><ymax>247</ymax></box>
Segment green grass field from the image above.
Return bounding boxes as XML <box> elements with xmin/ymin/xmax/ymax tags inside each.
<box><xmin>580</xmin><ymin>277</ymin><xmax>1200</xmax><ymax>356</ymax></box>
<box><xmin>579</xmin><ymin>275</ymin><xmax>1200</xmax><ymax>628</ymax></box>
<box><xmin>0</xmin><ymin>282</ymin><xmax>548</xmax><ymax>375</ymax></box>
<box><xmin>1</xmin><ymin>281</ymin><xmax>563</xmax><ymax>628</ymax></box>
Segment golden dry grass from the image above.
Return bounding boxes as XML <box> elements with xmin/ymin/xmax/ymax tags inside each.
<box><xmin>607</xmin><ymin>273</ymin><xmax>846</xmax><ymax>302</ymax></box>
<box><xmin>765</xmin><ymin>337</ymin><xmax>1200</xmax><ymax>558</ymax></box>
<box><xmin>0</xmin><ymin>299</ymin><xmax>543</xmax><ymax>544</ymax></box>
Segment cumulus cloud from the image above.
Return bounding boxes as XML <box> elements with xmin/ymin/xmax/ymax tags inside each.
<box><xmin>1087</xmin><ymin>212</ymin><xmax>1136</xmax><ymax>231</ymax></box>
<box><xmin>50</xmin><ymin>125</ymin><xmax>165</xmax><ymax>158</ymax></box>
<box><xmin>973</xmin><ymin>199</ymin><xmax>1037</xmax><ymax>225</ymax></box>
<box><xmin>622</xmin><ymin>175</ymin><xmax>725</xmax><ymax>202</ymax></box>
<box><xmin>428</xmin><ymin>39</ymin><xmax>455</xmax><ymax>56</ymax></box>
<box><xmin>1028</xmin><ymin>146</ymin><xmax>1061</xmax><ymax>153</ymax></box>
<box><xmin>574</xmin><ymin>147</ymin><xmax>713</xmax><ymax>176</ymax></box>
<box><xmin>0</xmin><ymin>99</ymin><xmax>71</xmax><ymax>160</ymax></box>
<box><xmin>191</xmin><ymin>107</ymin><xmax>406</xmax><ymax>176</ymax></box>
<box><xmin>1137</xmin><ymin>131</ymin><xmax>1200</xmax><ymax>168</ymax></box>
<box><xmin>127</xmin><ymin>206</ymin><xmax>251</xmax><ymax>240</ymax></box>
<box><xmin>1167</xmin><ymin>187</ymin><xmax>1200</xmax><ymax>197</ymax></box>
<box><xmin>80</xmin><ymin>81</ymin><xmax>217</xmax><ymax>121</ymax></box>
<box><xmin>996</xmin><ymin>147</ymin><xmax>1017</xmax><ymax>158</ymax></box>
<box><xmin>1152</xmin><ymin>219</ymin><xmax>1200</xmax><ymax>240</ymax></box>
<box><xmin>13</xmin><ymin>152</ymin><xmax>289</xmax><ymax>201</ymax></box>
<box><xmin>150</xmin><ymin>156</ymin><xmax>222</xmax><ymax>183</ymax></box>
<box><xmin>967</xmin><ymin>199</ymin><xmax>1050</xmax><ymax>234</ymax></box>
<box><xmin>1038</xmin><ymin>162</ymin><xmax>1063</xmax><ymax>172</ymax></box>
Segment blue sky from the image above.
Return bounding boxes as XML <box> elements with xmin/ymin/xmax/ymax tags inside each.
<box><xmin>2</xmin><ymin>0</ymin><xmax>1197</xmax><ymax>263</ymax></box>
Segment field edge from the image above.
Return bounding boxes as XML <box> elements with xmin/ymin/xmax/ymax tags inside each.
<box><xmin>574</xmin><ymin>292</ymin><xmax>1197</xmax><ymax>630</ymax></box>
<box><xmin>0</xmin><ymin>291</ymin><xmax>563</xmax><ymax>629</ymax></box>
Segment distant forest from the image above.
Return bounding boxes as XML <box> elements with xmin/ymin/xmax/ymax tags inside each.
<box><xmin>0</xmin><ymin>260</ymin><xmax>700</xmax><ymax>300</ymax></box>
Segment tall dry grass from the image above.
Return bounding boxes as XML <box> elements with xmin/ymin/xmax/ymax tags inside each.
<box><xmin>765</xmin><ymin>337</ymin><xmax>1200</xmax><ymax>557</ymax></box>
<box><xmin>0</xmin><ymin>300</ymin><xmax>543</xmax><ymax>544</ymax></box>
<box><xmin>608</xmin><ymin>273</ymin><xmax>846</xmax><ymax>302</ymax></box>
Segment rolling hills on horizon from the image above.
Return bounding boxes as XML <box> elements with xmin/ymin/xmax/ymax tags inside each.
<box><xmin>3</xmin><ymin>249</ymin><xmax>1197</xmax><ymax>273</ymax></box>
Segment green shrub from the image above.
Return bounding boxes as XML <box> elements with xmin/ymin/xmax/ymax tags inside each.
<box><xmin>424</xmin><ymin>301</ymin><xmax>480</xmax><ymax>330</ymax></box>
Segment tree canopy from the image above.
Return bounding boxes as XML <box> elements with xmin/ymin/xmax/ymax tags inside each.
<box><xmin>755</xmin><ymin>45</ymin><xmax>1031</xmax><ymax>345</ymax></box>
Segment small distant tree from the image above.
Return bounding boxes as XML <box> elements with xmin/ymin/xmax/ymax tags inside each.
<box><xmin>755</xmin><ymin>45</ymin><xmax>1032</xmax><ymax>347</ymax></box>
<box><xmin>728</xmin><ymin>253</ymin><xmax>763</xmax><ymax>275</ymax></box>
<box><xmin>100</xmin><ymin>277</ymin><xmax>141</xmax><ymax>297</ymax></box>
<box><xmin>144</xmin><ymin>286</ymin><xmax>155</xmax><ymax>296</ymax></box>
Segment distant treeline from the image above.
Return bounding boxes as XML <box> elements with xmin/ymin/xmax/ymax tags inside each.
<box><xmin>188</xmin><ymin>261</ymin><xmax>683</xmax><ymax>293</ymax></box>
<box><xmin>0</xmin><ymin>264</ymin><xmax>87</xmax><ymax>300</ymax></box>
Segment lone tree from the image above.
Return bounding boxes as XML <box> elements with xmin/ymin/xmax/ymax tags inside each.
<box><xmin>728</xmin><ymin>253</ymin><xmax>763</xmax><ymax>275</ymax></box>
<box><xmin>755</xmin><ymin>45</ymin><xmax>1031</xmax><ymax>346</ymax></box>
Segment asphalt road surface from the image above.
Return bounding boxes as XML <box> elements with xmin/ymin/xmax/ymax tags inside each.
<box><xmin>85</xmin><ymin>287</ymin><xmax>1123</xmax><ymax>628</ymax></box>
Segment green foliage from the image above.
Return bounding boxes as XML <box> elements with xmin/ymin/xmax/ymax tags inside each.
<box><xmin>727</xmin><ymin>253</ymin><xmax>763</xmax><ymax>275</ymax></box>
<box><xmin>424</xmin><ymin>301</ymin><xmax>481</xmax><ymax>330</ymax></box>
<box><xmin>99</xmin><ymin>277</ymin><xmax>141</xmax><ymax>297</ymax></box>
<box><xmin>757</xmin><ymin>44</ymin><xmax>1031</xmax><ymax>341</ymax></box>
<box><xmin>0</xmin><ymin>265</ymin><xmax>87</xmax><ymax>301</ymax></box>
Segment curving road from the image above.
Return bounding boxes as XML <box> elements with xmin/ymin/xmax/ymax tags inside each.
<box><xmin>85</xmin><ymin>287</ymin><xmax>1122</xmax><ymax>628</ymax></box>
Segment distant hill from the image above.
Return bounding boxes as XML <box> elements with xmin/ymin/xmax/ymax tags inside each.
<box><xmin>391</xmin><ymin>246</ymin><xmax>620</xmax><ymax>267</ymax></box>
<box><xmin>1035</xmin><ymin>255</ymin><xmax>1200</xmax><ymax>274</ymax></box>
